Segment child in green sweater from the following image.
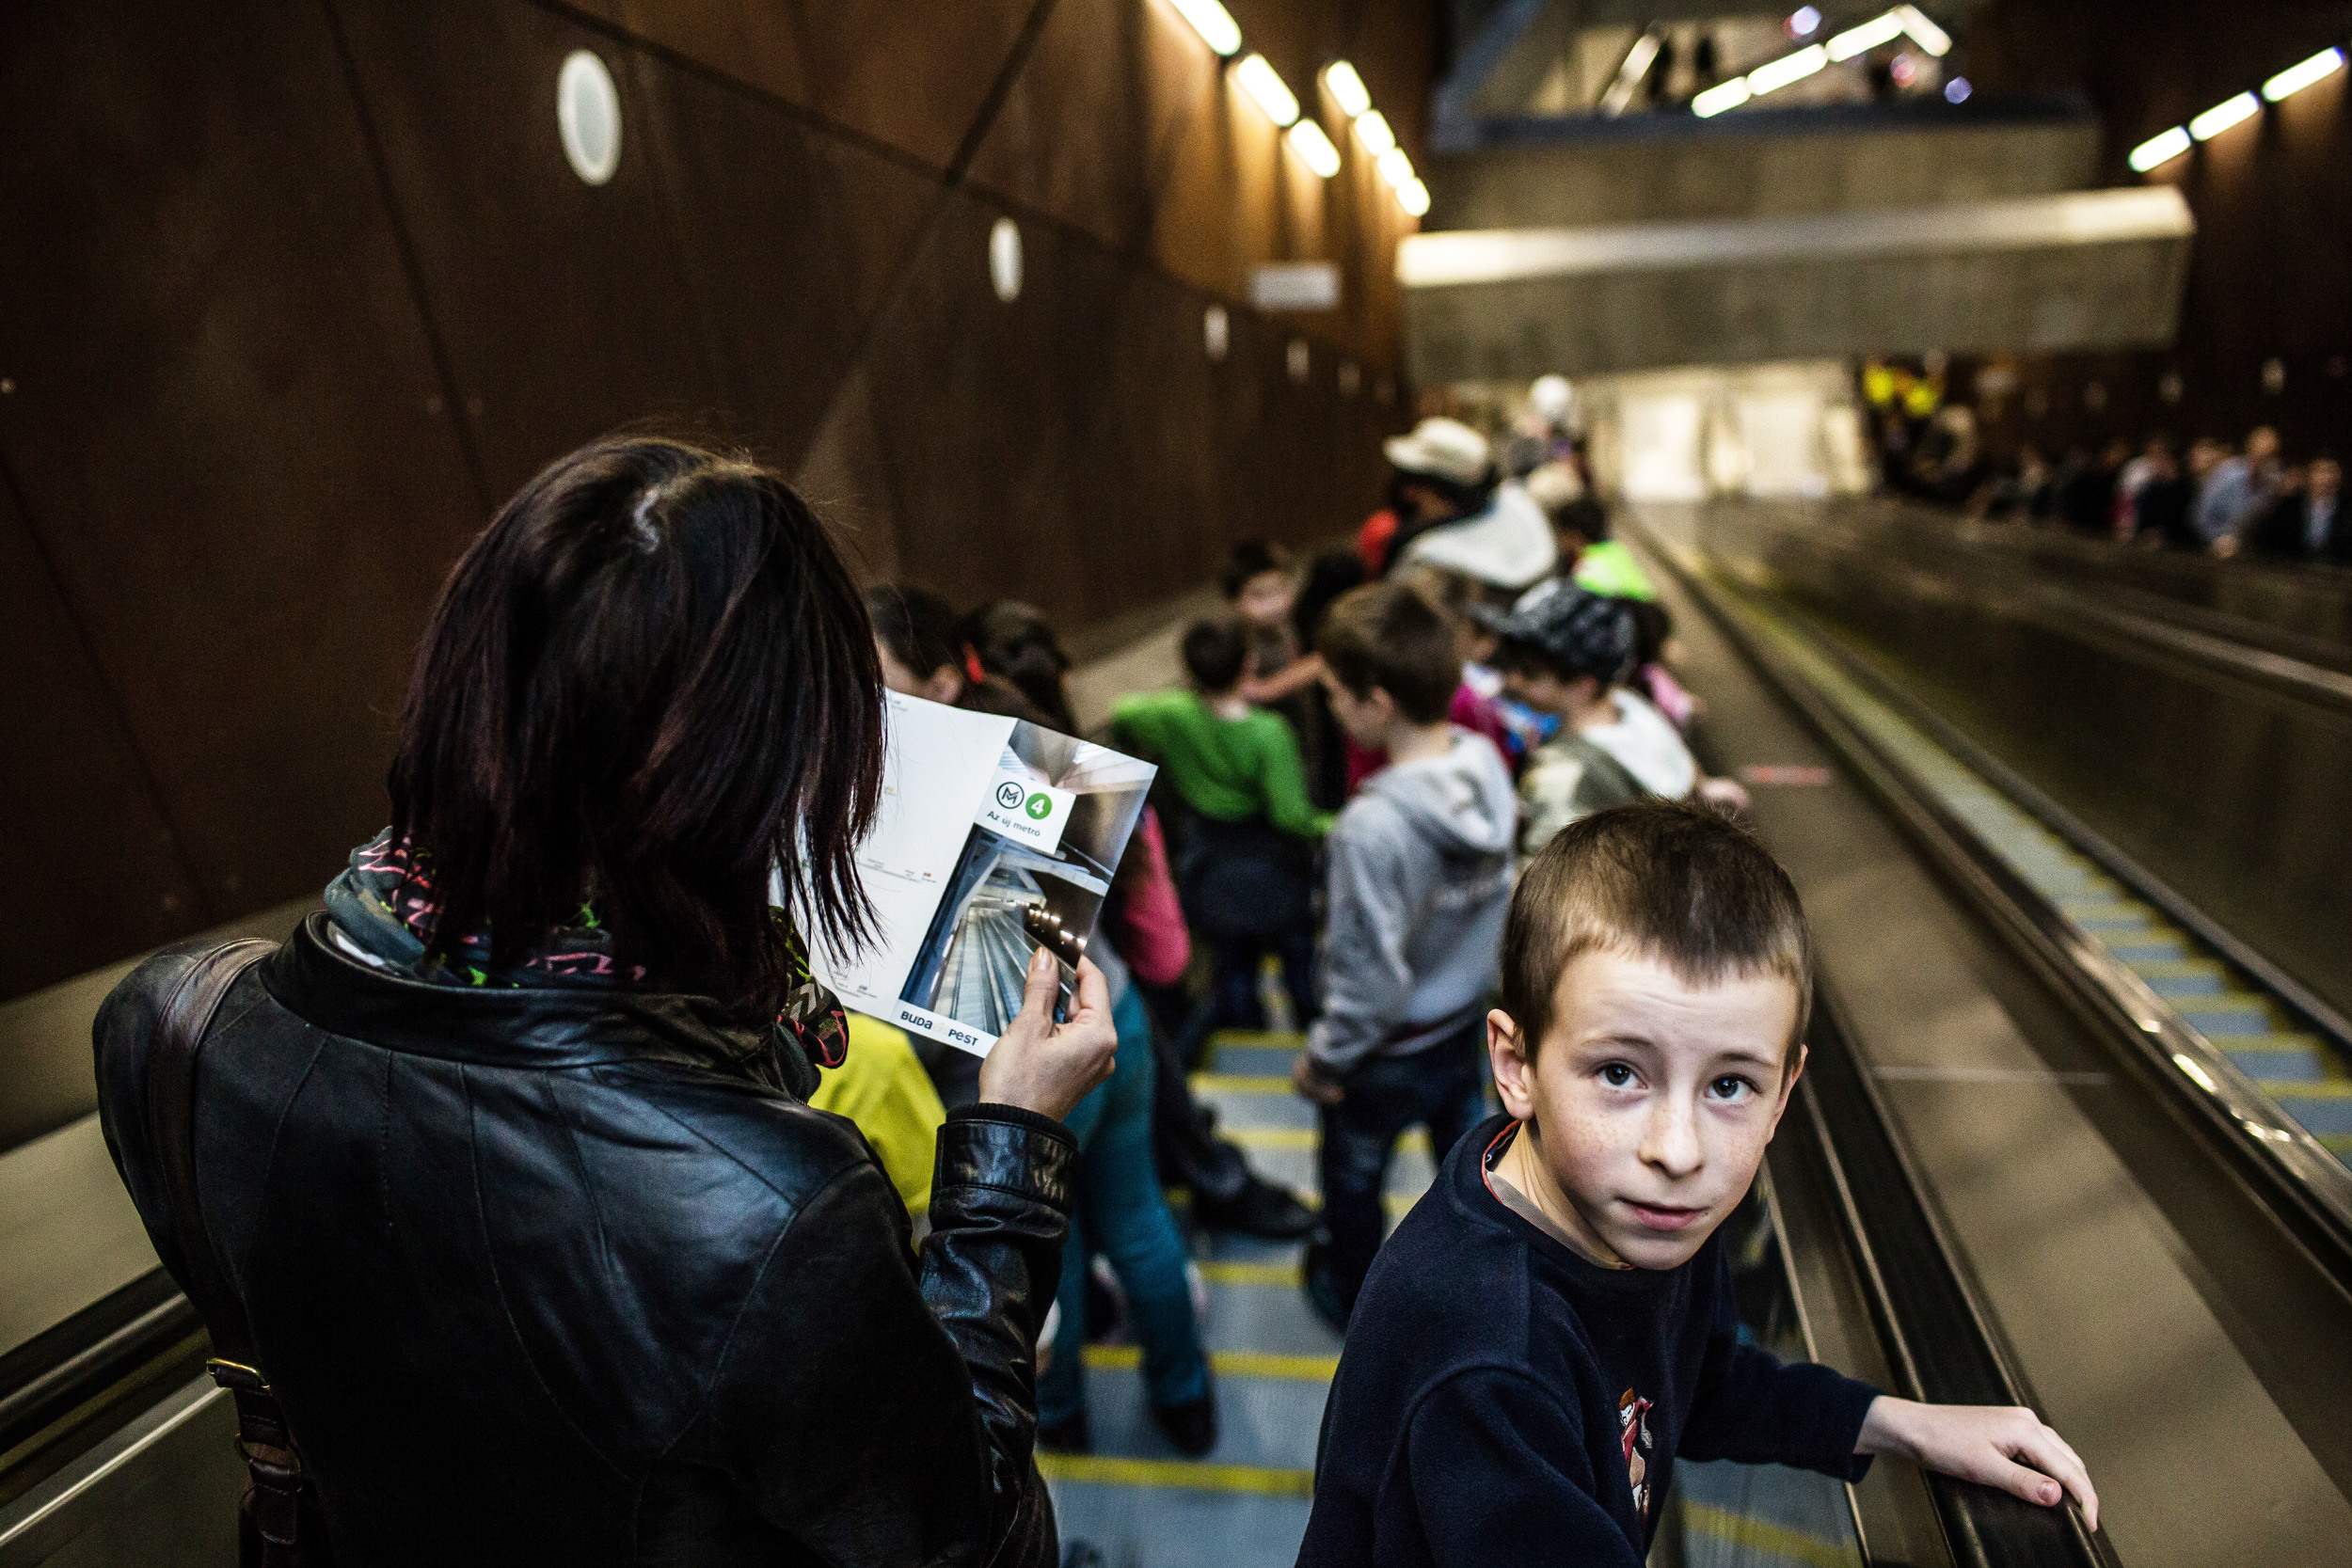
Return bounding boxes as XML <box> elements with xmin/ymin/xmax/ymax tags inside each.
<box><xmin>1114</xmin><ymin>619</ymin><xmax>1332</xmax><ymax>1037</ymax></box>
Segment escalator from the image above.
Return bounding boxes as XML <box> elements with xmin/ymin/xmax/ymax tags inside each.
<box><xmin>1628</xmin><ymin>502</ymin><xmax>2352</xmax><ymax>1565</ymax></box>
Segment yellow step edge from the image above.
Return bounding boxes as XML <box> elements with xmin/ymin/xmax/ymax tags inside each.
<box><xmin>1226</xmin><ymin>1127</ymin><xmax>1432</xmax><ymax>1154</ymax></box>
<box><xmin>2211</xmin><ymin>1034</ymin><xmax>2325</xmax><ymax>1053</ymax></box>
<box><xmin>2321</xmin><ymin>1132</ymin><xmax>2352</xmax><ymax>1155</ymax></box>
<box><xmin>2263</xmin><ymin>1080</ymin><xmax>2352</xmax><ymax>1100</ymax></box>
<box><xmin>2060</xmin><ymin>902</ymin><xmax>2153</xmax><ymax>921</ymax></box>
<box><xmin>2122</xmin><ymin>958</ymin><xmax>2227</xmax><ymax>980</ymax></box>
<box><xmin>1208</xmin><ymin>1030</ymin><xmax>1307</xmax><ymax>1051</ymax></box>
<box><xmin>1083</xmin><ymin>1345</ymin><xmax>1338</xmax><ymax>1382</ymax></box>
<box><xmin>1036</xmin><ymin>1450</ymin><xmax>1314</xmax><ymax>1497</ymax></box>
<box><xmin>1681</xmin><ymin>1501</ymin><xmax>1853</xmax><ymax>1568</ymax></box>
<box><xmin>1196</xmin><ymin>1260</ymin><xmax>1300</xmax><ymax>1287</ymax></box>
<box><xmin>1191</xmin><ymin>1073</ymin><xmax>1295</xmax><ymax>1096</ymax></box>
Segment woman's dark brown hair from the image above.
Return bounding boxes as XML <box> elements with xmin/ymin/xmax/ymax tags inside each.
<box><xmin>388</xmin><ymin>436</ymin><xmax>883</xmax><ymax>1012</ymax></box>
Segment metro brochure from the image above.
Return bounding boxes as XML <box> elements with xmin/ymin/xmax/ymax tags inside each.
<box><xmin>810</xmin><ymin>691</ymin><xmax>1155</xmax><ymax>1056</ymax></box>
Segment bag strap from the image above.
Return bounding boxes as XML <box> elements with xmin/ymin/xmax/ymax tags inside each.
<box><xmin>1552</xmin><ymin>731</ymin><xmax>1650</xmax><ymax>807</ymax></box>
<box><xmin>143</xmin><ymin>939</ymin><xmax>310</xmax><ymax>1562</ymax></box>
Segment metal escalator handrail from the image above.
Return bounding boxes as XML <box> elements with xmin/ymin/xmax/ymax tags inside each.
<box><xmin>0</xmin><ymin>1270</ymin><xmax>199</xmax><ymax>1464</ymax></box>
<box><xmin>1632</xmin><ymin>517</ymin><xmax>2352</xmax><ymax>1298</ymax></box>
<box><xmin>1795</xmin><ymin>988</ymin><xmax>2117</xmax><ymax>1568</ymax></box>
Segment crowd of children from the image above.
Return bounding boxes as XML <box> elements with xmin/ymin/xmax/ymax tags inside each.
<box><xmin>846</xmin><ymin>416</ymin><xmax>2098</xmax><ymax>1560</ymax></box>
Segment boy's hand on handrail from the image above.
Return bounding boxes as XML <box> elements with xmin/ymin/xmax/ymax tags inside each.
<box><xmin>1857</xmin><ymin>1396</ymin><xmax>2099</xmax><ymax>1531</ymax></box>
<box><xmin>977</xmin><ymin>948</ymin><xmax>1117</xmax><ymax>1125</ymax></box>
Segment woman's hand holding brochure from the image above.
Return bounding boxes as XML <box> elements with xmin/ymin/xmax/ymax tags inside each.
<box><xmin>976</xmin><ymin>947</ymin><xmax>1118</xmax><ymax>1123</ymax></box>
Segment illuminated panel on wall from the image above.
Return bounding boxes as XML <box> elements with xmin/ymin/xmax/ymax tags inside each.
<box><xmin>1165</xmin><ymin>0</ymin><xmax>1240</xmax><ymax>56</ymax></box>
<box><xmin>1233</xmin><ymin>54</ymin><xmax>1300</xmax><ymax>127</ymax></box>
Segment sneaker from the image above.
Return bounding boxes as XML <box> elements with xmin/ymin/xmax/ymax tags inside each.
<box><xmin>1301</xmin><ymin>1240</ymin><xmax>1350</xmax><ymax>1338</ymax></box>
<box><xmin>1198</xmin><ymin>1177</ymin><xmax>1317</xmax><ymax>1241</ymax></box>
<box><xmin>1150</xmin><ymin>1392</ymin><xmax>1219</xmax><ymax>1457</ymax></box>
<box><xmin>1038</xmin><ymin>1408</ymin><xmax>1090</xmax><ymax>1453</ymax></box>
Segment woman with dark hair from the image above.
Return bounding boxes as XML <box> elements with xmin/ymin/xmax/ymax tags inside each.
<box><xmin>95</xmin><ymin>437</ymin><xmax>1115</xmax><ymax>1566</ymax></box>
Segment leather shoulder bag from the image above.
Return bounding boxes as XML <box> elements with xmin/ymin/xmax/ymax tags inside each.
<box><xmin>143</xmin><ymin>940</ymin><xmax>330</xmax><ymax>1567</ymax></box>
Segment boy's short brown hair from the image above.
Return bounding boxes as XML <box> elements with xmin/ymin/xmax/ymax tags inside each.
<box><xmin>1501</xmin><ymin>800</ymin><xmax>1812</xmax><ymax>1063</ymax></box>
<box><xmin>1315</xmin><ymin>582</ymin><xmax>1459</xmax><ymax>724</ymax></box>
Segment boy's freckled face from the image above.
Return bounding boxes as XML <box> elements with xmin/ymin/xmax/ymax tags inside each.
<box><xmin>1492</xmin><ymin>949</ymin><xmax>1802</xmax><ymax>1271</ymax></box>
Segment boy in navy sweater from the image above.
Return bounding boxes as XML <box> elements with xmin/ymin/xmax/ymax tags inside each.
<box><xmin>1298</xmin><ymin>801</ymin><xmax>2099</xmax><ymax>1567</ymax></box>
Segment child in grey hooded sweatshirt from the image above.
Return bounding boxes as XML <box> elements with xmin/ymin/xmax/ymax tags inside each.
<box><xmin>1295</xmin><ymin>583</ymin><xmax>1518</xmax><ymax>1330</ymax></box>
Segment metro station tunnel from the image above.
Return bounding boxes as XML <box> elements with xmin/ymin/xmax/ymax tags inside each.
<box><xmin>4</xmin><ymin>2</ymin><xmax>2350</xmax><ymax>1565</ymax></box>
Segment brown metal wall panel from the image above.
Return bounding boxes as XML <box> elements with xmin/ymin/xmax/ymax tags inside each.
<box><xmin>0</xmin><ymin>1</ymin><xmax>485</xmax><ymax>999</ymax></box>
<box><xmin>628</xmin><ymin>47</ymin><xmax>942</xmax><ymax>467</ymax></box>
<box><xmin>612</xmin><ymin>0</ymin><xmax>1039</xmax><ymax>174</ymax></box>
<box><xmin>328</xmin><ymin>0</ymin><xmax>726</xmax><ymax>494</ymax></box>
<box><xmin>962</xmin><ymin>0</ymin><xmax>1168</xmax><ymax>255</ymax></box>
<box><xmin>0</xmin><ymin>479</ymin><xmax>208</xmax><ymax>999</ymax></box>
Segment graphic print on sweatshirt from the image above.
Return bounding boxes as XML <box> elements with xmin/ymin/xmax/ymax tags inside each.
<box><xmin>1618</xmin><ymin>1387</ymin><xmax>1656</xmax><ymax>1517</ymax></box>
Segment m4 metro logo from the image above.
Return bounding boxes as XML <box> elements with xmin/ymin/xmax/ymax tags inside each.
<box><xmin>980</xmin><ymin>763</ymin><xmax>1073</xmax><ymax>854</ymax></box>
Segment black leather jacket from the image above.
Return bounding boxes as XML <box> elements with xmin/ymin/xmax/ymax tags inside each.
<box><xmin>94</xmin><ymin>915</ymin><xmax>1075</xmax><ymax>1567</ymax></box>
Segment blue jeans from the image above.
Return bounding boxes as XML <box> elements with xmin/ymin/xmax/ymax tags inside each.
<box><xmin>1039</xmin><ymin>986</ymin><xmax>1212</xmax><ymax>1421</ymax></box>
<box><xmin>1315</xmin><ymin>1021</ymin><xmax>1489</xmax><ymax>1315</ymax></box>
<box><xmin>1208</xmin><ymin>928</ymin><xmax>1319</xmax><ymax>1034</ymax></box>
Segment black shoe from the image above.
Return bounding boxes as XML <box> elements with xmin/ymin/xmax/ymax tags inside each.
<box><xmin>1151</xmin><ymin>1393</ymin><xmax>1219</xmax><ymax>1457</ymax></box>
<box><xmin>1198</xmin><ymin>1177</ymin><xmax>1318</xmax><ymax>1241</ymax></box>
<box><xmin>1039</xmin><ymin>1408</ymin><xmax>1090</xmax><ymax>1453</ymax></box>
<box><xmin>1301</xmin><ymin>1241</ymin><xmax>1351</xmax><ymax>1338</ymax></box>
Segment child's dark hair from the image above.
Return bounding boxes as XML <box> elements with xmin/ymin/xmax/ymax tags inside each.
<box><xmin>1182</xmin><ymin>617</ymin><xmax>1250</xmax><ymax>692</ymax></box>
<box><xmin>1221</xmin><ymin>540</ymin><xmax>1294</xmax><ymax>600</ymax></box>
<box><xmin>961</xmin><ymin>600</ymin><xmax>1073</xmax><ymax>732</ymax></box>
<box><xmin>1556</xmin><ymin>496</ymin><xmax>1610</xmax><ymax>543</ymax></box>
<box><xmin>1501</xmin><ymin>800</ymin><xmax>1811</xmax><ymax>1063</ymax></box>
<box><xmin>865</xmin><ymin>583</ymin><xmax>961</xmax><ymax>682</ymax></box>
<box><xmin>1316</xmin><ymin>582</ymin><xmax>1460</xmax><ymax>724</ymax></box>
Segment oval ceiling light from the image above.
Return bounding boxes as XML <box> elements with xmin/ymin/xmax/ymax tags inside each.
<box><xmin>2265</xmin><ymin>46</ymin><xmax>2344</xmax><ymax>102</ymax></box>
<box><xmin>2189</xmin><ymin>90</ymin><xmax>2259</xmax><ymax>141</ymax></box>
<box><xmin>1233</xmin><ymin>54</ymin><xmax>1300</xmax><ymax>127</ymax></box>
<box><xmin>557</xmin><ymin>50</ymin><xmax>622</xmax><ymax>185</ymax></box>
<box><xmin>988</xmin><ymin>217</ymin><xmax>1023</xmax><ymax>302</ymax></box>
<box><xmin>1203</xmin><ymin>304</ymin><xmax>1230</xmax><ymax>361</ymax></box>
<box><xmin>1398</xmin><ymin>177</ymin><xmax>1431</xmax><ymax>217</ymax></box>
<box><xmin>1827</xmin><ymin>11</ymin><xmax>1903</xmax><ymax>61</ymax></box>
<box><xmin>1286</xmin><ymin>339</ymin><xmax>1311</xmax><ymax>383</ymax></box>
<box><xmin>1325</xmin><ymin>60</ymin><xmax>1371</xmax><ymax>118</ymax></box>
<box><xmin>1287</xmin><ymin>119</ymin><xmax>1342</xmax><ymax>178</ymax></box>
<box><xmin>1375</xmin><ymin>145</ymin><xmax>1414</xmax><ymax>189</ymax></box>
<box><xmin>1747</xmin><ymin>43</ymin><xmax>1827</xmax><ymax>96</ymax></box>
<box><xmin>1166</xmin><ymin>0</ymin><xmax>1241</xmax><ymax>56</ymax></box>
<box><xmin>2128</xmin><ymin>125</ymin><xmax>2191</xmax><ymax>171</ymax></box>
<box><xmin>1353</xmin><ymin>109</ymin><xmax>1397</xmax><ymax>157</ymax></box>
<box><xmin>1692</xmin><ymin>78</ymin><xmax>1752</xmax><ymax>118</ymax></box>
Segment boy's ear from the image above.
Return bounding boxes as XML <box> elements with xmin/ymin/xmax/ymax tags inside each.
<box><xmin>1488</xmin><ymin>1008</ymin><xmax>1537</xmax><ymax>1122</ymax></box>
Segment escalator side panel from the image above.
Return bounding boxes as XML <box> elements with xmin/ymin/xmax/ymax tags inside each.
<box><xmin>1634</xmin><ymin>511</ymin><xmax>2352</xmax><ymax>1565</ymax></box>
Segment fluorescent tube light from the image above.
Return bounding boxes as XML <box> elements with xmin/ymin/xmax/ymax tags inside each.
<box><xmin>1376</xmin><ymin>146</ymin><xmax>1414</xmax><ymax>188</ymax></box>
<box><xmin>1692</xmin><ymin>78</ymin><xmax>1753</xmax><ymax>118</ymax></box>
<box><xmin>1166</xmin><ymin>0</ymin><xmax>1241</xmax><ymax>57</ymax></box>
<box><xmin>2188</xmin><ymin>90</ymin><xmax>2258</xmax><ymax>140</ymax></box>
<box><xmin>1827</xmin><ymin>11</ymin><xmax>1903</xmax><ymax>61</ymax></box>
<box><xmin>1287</xmin><ymin>119</ymin><xmax>1342</xmax><ymax>177</ymax></box>
<box><xmin>1325</xmin><ymin>60</ymin><xmax>1371</xmax><ymax>119</ymax></box>
<box><xmin>2264</xmin><ymin>46</ymin><xmax>2344</xmax><ymax>102</ymax></box>
<box><xmin>1234</xmin><ymin>54</ymin><xmax>1300</xmax><ymax>127</ymax></box>
<box><xmin>1398</xmin><ymin>178</ymin><xmax>1430</xmax><ymax>217</ymax></box>
<box><xmin>1894</xmin><ymin>6</ymin><xmax>1950</xmax><ymax>56</ymax></box>
<box><xmin>2127</xmin><ymin>125</ymin><xmax>2191</xmax><ymax>171</ymax></box>
<box><xmin>1353</xmin><ymin>109</ymin><xmax>1397</xmax><ymax>157</ymax></box>
<box><xmin>1748</xmin><ymin>43</ymin><xmax>1827</xmax><ymax>95</ymax></box>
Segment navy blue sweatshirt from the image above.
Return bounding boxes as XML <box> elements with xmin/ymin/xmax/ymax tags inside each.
<box><xmin>1297</xmin><ymin>1116</ymin><xmax>1880</xmax><ymax>1568</ymax></box>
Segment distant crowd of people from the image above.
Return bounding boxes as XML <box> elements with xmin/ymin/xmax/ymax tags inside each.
<box><xmin>1966</xmin><ymin>426</ymin><xmax>2346</xmax><ymax>563</ymax></box>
